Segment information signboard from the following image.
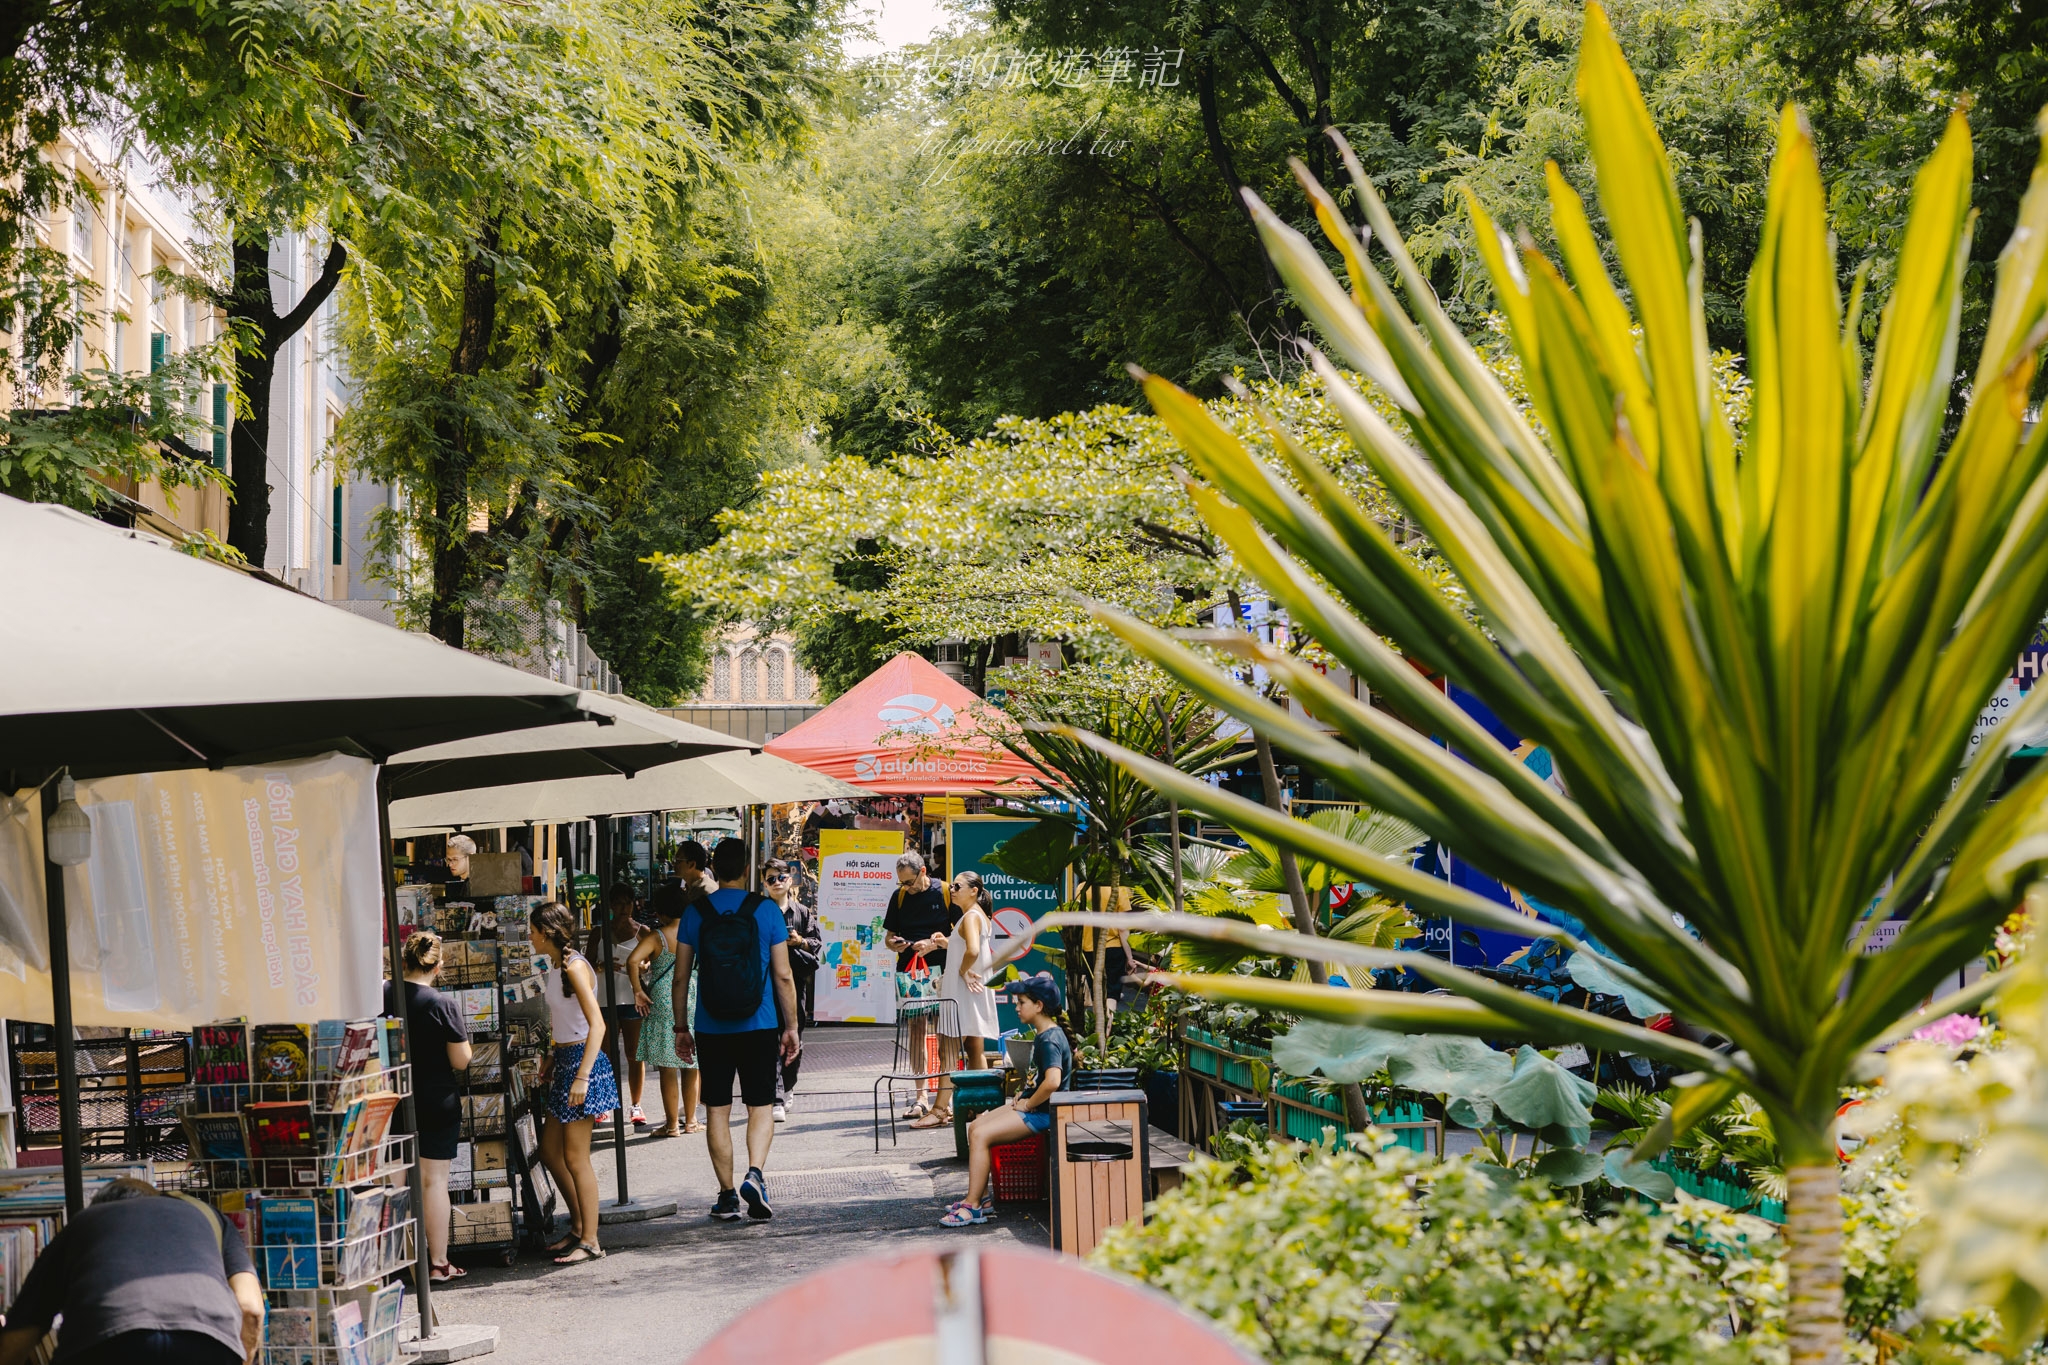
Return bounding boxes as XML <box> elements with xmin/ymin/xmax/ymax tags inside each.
<box><xmin>815</xmin><ymin>828</ymin><xmax>906</xmax><ymax>1023</ymax></box>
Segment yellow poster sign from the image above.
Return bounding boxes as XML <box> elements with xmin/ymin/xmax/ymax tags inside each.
<box><xmin>815</xmin><ymin>828</ymin><xmax>905</xmax><ymax>1023</ymax></box>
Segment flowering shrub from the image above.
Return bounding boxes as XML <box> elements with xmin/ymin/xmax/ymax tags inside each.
<box><xmin>1092</xmin><ymin>1135</ymin><xmax>1786</xmax><ymax>1365</ymax></box>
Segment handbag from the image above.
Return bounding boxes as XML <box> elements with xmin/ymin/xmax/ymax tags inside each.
<box><xmin>895</xmin><ymin>952</ymin><xmax>939</xmax><ymax>1003</ymax></box>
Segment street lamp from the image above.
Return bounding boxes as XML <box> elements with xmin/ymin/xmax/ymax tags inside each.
<box><xmin>45</xmin><ymin>774</ymin><xmax>93</xmax><ymax>866</ymax></box>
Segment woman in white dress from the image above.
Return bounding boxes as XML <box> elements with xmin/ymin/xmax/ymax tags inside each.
<box><xmin>916</xmin><ymin>871</ymin><xmax>1002</xmax><ymax>1128</ymax></box>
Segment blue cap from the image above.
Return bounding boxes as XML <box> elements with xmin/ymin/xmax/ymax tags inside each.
<box><xmin>1010</xmin><ymin>971</ymin><xmax>1063</xmax><ymax>1012</ymax></box>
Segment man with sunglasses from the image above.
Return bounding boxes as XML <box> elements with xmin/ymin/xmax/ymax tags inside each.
<box><xmin>761</xmin><ymin>859</ymin><xmax>817</xmax><ymax>1121</ymax></box>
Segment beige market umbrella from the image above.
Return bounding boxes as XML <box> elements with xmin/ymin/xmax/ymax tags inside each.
<box><xmin>382</xmin><ymin>690</ymin><xmax>754</xmax><ymax>799</ymax></box>
<box><xmin>387</xmin><ymin>749</ymin><xmax>862</xmax><ymax>833</ymax></box>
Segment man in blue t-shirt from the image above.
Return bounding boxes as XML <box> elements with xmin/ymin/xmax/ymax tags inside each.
<box><xmin>672</xmin><ymin>837</ymin><xmax>799</xmax><ymax>1222</ymax></box>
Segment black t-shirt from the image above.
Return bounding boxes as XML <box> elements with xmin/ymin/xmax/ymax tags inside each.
<box><xmin>883</xmin><ymin>883</ymin><xmax>952</xmax><ymax>971</ymax></box>
<box><xmin>12</xmin><ymin>1195</ymin><xmax>255</xmax><ymax>1363</ymax></box>
<box><xmin>384</xmin><ymin>978</ymin><xmax>468</xmax><ymax>1096</ymax></box>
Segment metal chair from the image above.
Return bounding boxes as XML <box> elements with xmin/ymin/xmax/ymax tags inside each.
<box><xmin>872</xmin><ymin>997</ymin><xmax>958</xmax><ymax>1151</ymax></box>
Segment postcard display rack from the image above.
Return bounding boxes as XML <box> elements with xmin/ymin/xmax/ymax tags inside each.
<box><xmin>398</xmin><ymin>886</ymin><xmax>557</xmax><ymax>1262</ymax></box>
<box><xmin>174</xmin><ymin>1020</ymin><xmax>417</xmax><ymax>1365</ymax></box>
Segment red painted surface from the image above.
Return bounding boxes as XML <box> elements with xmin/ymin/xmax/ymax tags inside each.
<box><xmin>690</xmin><ymin>1244</ymin><xmax>1256</xmax><ymax>1363</ymax></box>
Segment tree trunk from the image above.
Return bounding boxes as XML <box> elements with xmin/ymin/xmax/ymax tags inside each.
<box><xmin>1194</xmin><ymin>43</ymin><xmax>1289</xmax><ymax>332</ymax></box>
<box><xmin>427</xmin><ymin>228</ymin><xmax>500</xmax><ymax>648</ymax></box>
<box><xmin>224</xmin><ymin>236</ymin><xmax>345</xmax><ymax>568</ymax></box>
<box><xmin>1785</xmin><ymin>1161</ymin><xmax>1845</xmax><ymax>1365</ymax></box>
<box><xmin>226</xmin><ymin>237</ymin><xmax>279</xmax><ymax>566</ymax></box>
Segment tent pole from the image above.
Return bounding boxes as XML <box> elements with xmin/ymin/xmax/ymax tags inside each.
<box><xmin>746</xmin><ymin>809</ymin><xmax>758</xmax><ymax>892</ymax></box>
<box><xmin>377</xmin><ymin>770</ymin><xmax>435</xmax><ymax>1341</ymax></box>
<box><xmin>597</xmin><ymin>816</ymin><xmax>630</xmax><ymax>1205</ymax></box>
<box><xmin>41</xmin><ymin>781</ymin><xmax>83</xmax><ymax>1217</ymax></box>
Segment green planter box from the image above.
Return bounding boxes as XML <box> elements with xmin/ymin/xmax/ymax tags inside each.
<box><xmin>1182</xmin><ymin>1026</ymin><xmax>1268</xmax><ymax>1091</ymax></box>
<box><xmin>1271</xmin><ymin>1078</ymin><xmax>1430</xmax><ymax>1152</ymax></box>
<box><xmin>1649</xmin><ymin>1154</ymin><xmax>1786</xmax><ymax>1223</ymax></box>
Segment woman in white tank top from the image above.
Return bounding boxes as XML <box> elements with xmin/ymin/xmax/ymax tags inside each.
<box><xmin>531</xmin><ymin>902</ymin><xmax>615</xmax><ymax>1265</ymax></box>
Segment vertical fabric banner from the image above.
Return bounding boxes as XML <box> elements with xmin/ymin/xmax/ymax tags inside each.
<box><xmin>947</xmin><ymin>816</ymin><xmax>1067</xmax><ymax>1035</ymax></box>
<box><xmin>0</xmin><ymin>754</ymin><xmax>384</xmax><ymax>1028</ymax></box>
<box><xmin>814</xmin><ymin>828</ymin><xmax>905</xmax><ymax>1024</ymax></box>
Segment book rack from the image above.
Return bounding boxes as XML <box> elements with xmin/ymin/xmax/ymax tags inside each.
<box><xmin>168</xmin><ymin>1017</ymin><xmax>418</xmax><ymax>1365</ymax></box>
<box><xmin>408</xmin><ymin>890</ymin><xmax>558</xmax><ymax>1264</ymax></box>
<box><xmin>167</xmin><ymin>1132</ymin><xmax>417</xmax><ymax>1195</ymax></box>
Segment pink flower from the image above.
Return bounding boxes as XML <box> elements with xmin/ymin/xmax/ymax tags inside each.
<box><xmin>1911</xmin><ymin>1013</ymin><xmax>1986</xmax><ymax>1046</ymax></box>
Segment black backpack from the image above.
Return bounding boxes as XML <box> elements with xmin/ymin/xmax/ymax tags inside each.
<box><xmin>695</xmin><ymin>892</ymin><xmax>769</xmax><ymax>1022</ymax></box>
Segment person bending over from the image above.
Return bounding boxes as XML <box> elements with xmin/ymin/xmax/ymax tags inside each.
<box><xmin>0</xmin><ymin>1177</ymin><xmax>264</xmax><ymax>1365</ymax></box>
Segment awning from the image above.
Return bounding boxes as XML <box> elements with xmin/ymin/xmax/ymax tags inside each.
<box><xmin>0</xmin><ymin>497</ymin><xmax>586</xmax><ymax>782</ymax></box>
<box><xmin>763</xmin><ymin>653</ymin><xmax>1040</xmax><ymax>794</ymax></box>
<box><xmin>387</xmin><ymin>750</ymin><xmax>864</xmax><ymax>834</ymax></box>
<box><xmin>383</xmin><ymin>691</ymin><xmax>754</xmax><ymax>800</ymax></box>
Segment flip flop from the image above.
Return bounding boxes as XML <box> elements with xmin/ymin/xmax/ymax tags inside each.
<box><xmin>544</xmin><ymin>1233</ymin><xmax>579</xmax><ymax>1254</ymax></box>
<box><xmin>554</xmin><ymin>1242</ymin><xmax>606</xmax><ymax>1265</ymax></box>
<box><xmin>909</xmin><ymin>1110</ymin><xmax>952</xmax><ymax>1129</ymax></box>
<box><xmin>430</xmin><ymin>1262</ymin><xmax>469</xmax><ymax>1282</ymax></box>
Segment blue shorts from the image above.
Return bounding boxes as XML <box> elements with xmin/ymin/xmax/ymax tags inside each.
<box><xmin>1020</xmin><ymin>1108</ymin><xmax>1052</xmax><ymax>1135</ymax></box>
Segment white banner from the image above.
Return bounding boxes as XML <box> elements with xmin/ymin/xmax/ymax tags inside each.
<box><xmin>814</xmin><ymin>828</ymin><xmax>904</xmax><ymax>1024</ymax></box>
<box><xmin>0</xmin><ymin>754</ymin><xmax>384</xmax><ymax>1028</ymax></box>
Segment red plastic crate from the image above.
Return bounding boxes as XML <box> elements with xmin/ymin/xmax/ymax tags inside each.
<box><xmin>989</xmin><ymin>1133</ymin><xmax>1048</xmax><ymax>1202</ymax></box>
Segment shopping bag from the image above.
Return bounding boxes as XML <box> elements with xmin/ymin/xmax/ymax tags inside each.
<box><xmin>895</xmin><ymin>952</ymin><xmax>939</xmax><ymax>1003</ymax></box>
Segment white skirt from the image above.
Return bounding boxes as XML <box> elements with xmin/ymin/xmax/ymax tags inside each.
<box><xmin>940</xmin><ymin>966</ymin><xmax>1002</xmax><ymax>1039</ymax></box>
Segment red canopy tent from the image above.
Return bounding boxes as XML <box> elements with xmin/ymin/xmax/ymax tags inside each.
<box><xmin>766</xmin><ymin>652</ymin><xmax>1041</xmax><ymax>793</ymax></box>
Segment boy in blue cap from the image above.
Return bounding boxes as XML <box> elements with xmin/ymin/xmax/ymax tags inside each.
<box><xmin>941</xmin><ymin>972</ymin><xmax>1071</xmax><ymax>1226</ymax></box>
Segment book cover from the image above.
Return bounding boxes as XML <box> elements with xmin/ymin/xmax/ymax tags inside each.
<box><xmin>381</xmin><ymin>1018</ymin><xmax>408</xmax><ymax>1070</ymax></box>
<box><xmin>267</xmin><ymin>1307</ymin><xmax>315</xmax><ymax>1347</ymax></box>
<box><xmin>312</xmin><ymin>1020</ymin><xmax>347</xmax><ymax>1081</ymax></box>
<box><xmin>258</xmin><ymin>1196</ymin><xmax>319</xmax><ymax>1290</ymax></box>
<box><xmin>245</xmin><ymin>1102</ymin><xmax>315</xmax><ymax>1157</ymax></box>
<box><xmin>367</xmin><ymin>1283</ymin><xmax>405</xmax><ymax>1365</ymax></box>
<box><xmin>251</xmin><ymin>1023</ymin><xmax>313</xmax><ymax>1095</ymax></box>
<box><xmin>182</xmin><ymin>1112</ymin><xmax>247</xmax><ymax>1163</ymax></box>
<box><xmin>192</xmin><ymin>1022</ymin><xmax>250</xmax><ymax>1085</ymax></box>
<box><xmin>332</xmin><ymin>1300</ymin><xmax>370</xmax><ymax>1365</ymax></box>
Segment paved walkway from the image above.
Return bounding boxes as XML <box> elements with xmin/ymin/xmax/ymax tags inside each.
<box><xmin>426</xmin><ymin>1026</ymin><xmax>1044</xmax><ymax>1362</ymax></box>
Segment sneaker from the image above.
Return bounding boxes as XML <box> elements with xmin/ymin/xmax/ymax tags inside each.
<box><xmin>739</xmin><ymin>1167</ymin><xmax>773</xmax><ymax>1221</ymax></box>
<box><xmin>710</xmin><ymin>1188</ymin><xmax>743</xmax><ymax>1221</ymax></box>
<box><xmin>631</xmin><ymin>1106</ymin><xmax>648</xmax><ymax>1129</ymax></box>
<box><xmin>772</xmin><ymin>1102</ymin><xmax>788</xmax><ymax>1123</ymax></box>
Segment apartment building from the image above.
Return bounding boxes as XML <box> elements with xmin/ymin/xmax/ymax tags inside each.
<box><xmin>8</xmin><ymin>126</ymin><xmax>400</xmax><ymax>608</ymax></box>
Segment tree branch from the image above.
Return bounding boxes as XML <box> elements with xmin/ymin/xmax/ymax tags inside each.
<box><xmin>267</xmin><ymin>239</ymin><xmax>347</xmax><ymax>348</ymax></box>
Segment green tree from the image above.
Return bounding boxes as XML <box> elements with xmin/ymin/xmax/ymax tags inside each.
<box><xmin>1025</xmin><ymin>9</ymin><xmax>2048</xmax><ymax>1361</ymax></box>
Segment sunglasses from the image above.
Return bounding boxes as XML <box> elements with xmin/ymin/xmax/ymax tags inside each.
<box><xmin>765</xmin><ymin>873</ymin><xmax>790</xmax><ymax>883</ymax></box>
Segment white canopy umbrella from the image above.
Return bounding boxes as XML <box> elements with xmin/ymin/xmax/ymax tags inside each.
<box><xmin>388</xmin><ymin>750</ymin><xmax>861</xmax><ymax>834</ymax></box>
<box><xmin>0</xmin><ymin>499</ymin><xmax>589</xmax><ymax>782</ymax></box>
<box><xmin>0</xmin><ymin>488</ymin><xmax>594</xmax><ymax>1332</ymax></box>
<box><xmin>382</xmin><ymin>690</ymin><xmax>754</xmax><ymax>800</ymax></box>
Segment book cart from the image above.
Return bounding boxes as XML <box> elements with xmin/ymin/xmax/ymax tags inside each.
<box><xmin>171</xmin><ymin>1020</ymin><xmax>419</xmax><ymax>1365</ymax></box>
<box><xmin>401</xmin><ymin>888</ymin><xmax>557</xmax><ymax>1264</ymax></box>
<box><xmin>6</xmin><ymin>1025</ymin><xmax>191</xmax><ymax>1161</ymax></box>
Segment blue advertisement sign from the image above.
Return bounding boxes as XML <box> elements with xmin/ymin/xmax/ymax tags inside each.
<box><xmin>948</xmin><ymin>816</ymin><xmax>1069</xmax><ymax>1035</ymax></box>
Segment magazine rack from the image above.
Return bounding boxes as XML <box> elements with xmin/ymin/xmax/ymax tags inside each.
<box><xmin>426</xmin><ymin>893</ymin><xmax>558</xmax><ymax>1263</ymax></box>
<box><xmin>169</xmin><ymin>1019</ymin><xmax>418</xmax><ymax>1365</ymax></box>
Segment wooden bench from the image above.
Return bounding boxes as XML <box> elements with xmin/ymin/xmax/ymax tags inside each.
<box><xmin>1147</xmin><ymin>1126</ymin><xmax>1195</xmax><ymax>1198</ymax></box>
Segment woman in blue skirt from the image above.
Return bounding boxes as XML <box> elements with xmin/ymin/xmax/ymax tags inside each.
<box><xmin>532</xmin><ymin>901</ymin><xmax>618</xmax><ymax>1265</ymax></box>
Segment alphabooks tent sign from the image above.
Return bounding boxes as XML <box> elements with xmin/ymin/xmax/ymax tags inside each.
<box><xmin>0</xmin><ymin>753</ymin><xmax>384</xmax><ymax>1028</ymax></box>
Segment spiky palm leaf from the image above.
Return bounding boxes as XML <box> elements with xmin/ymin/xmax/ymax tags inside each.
<box><xmin>1008</xmin><ymin>8</ymin><xmax>2048</xmax><ymax>1360</ymax></box>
